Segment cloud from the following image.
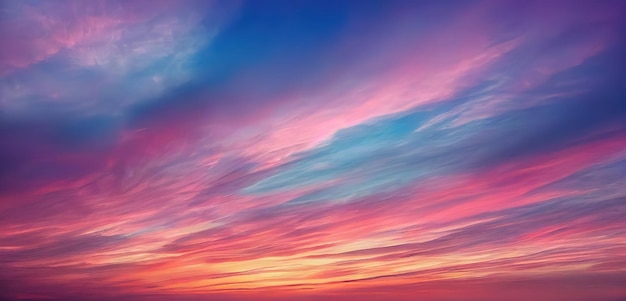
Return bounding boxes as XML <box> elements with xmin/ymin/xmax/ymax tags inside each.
<box><xmin>1</xmin><ymin>0</ymin><xmax>625</xmax><ymax>300</ymax></box>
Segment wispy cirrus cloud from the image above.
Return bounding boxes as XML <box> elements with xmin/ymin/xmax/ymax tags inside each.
<box><xmin>1</xmin><ymin>0</ymin><xmax>625</xmax><ymax>301</ymax></box>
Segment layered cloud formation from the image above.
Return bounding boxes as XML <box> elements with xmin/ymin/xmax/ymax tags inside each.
<box><xmin>1</xmin><ymin>1</ymin><xmax>626</xmax><ymax>300</ymax></box>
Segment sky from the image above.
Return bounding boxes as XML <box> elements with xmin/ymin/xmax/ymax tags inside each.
<box><xmin>1</xmin><ymin>0</ymin><xmax>626</xmax><ymax>300</ymax></box>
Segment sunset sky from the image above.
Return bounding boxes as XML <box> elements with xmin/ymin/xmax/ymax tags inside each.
<box><xmin>1</xmin><ymin>0</ymin><xmax>626</xmax><ymax>300</ymax></box>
